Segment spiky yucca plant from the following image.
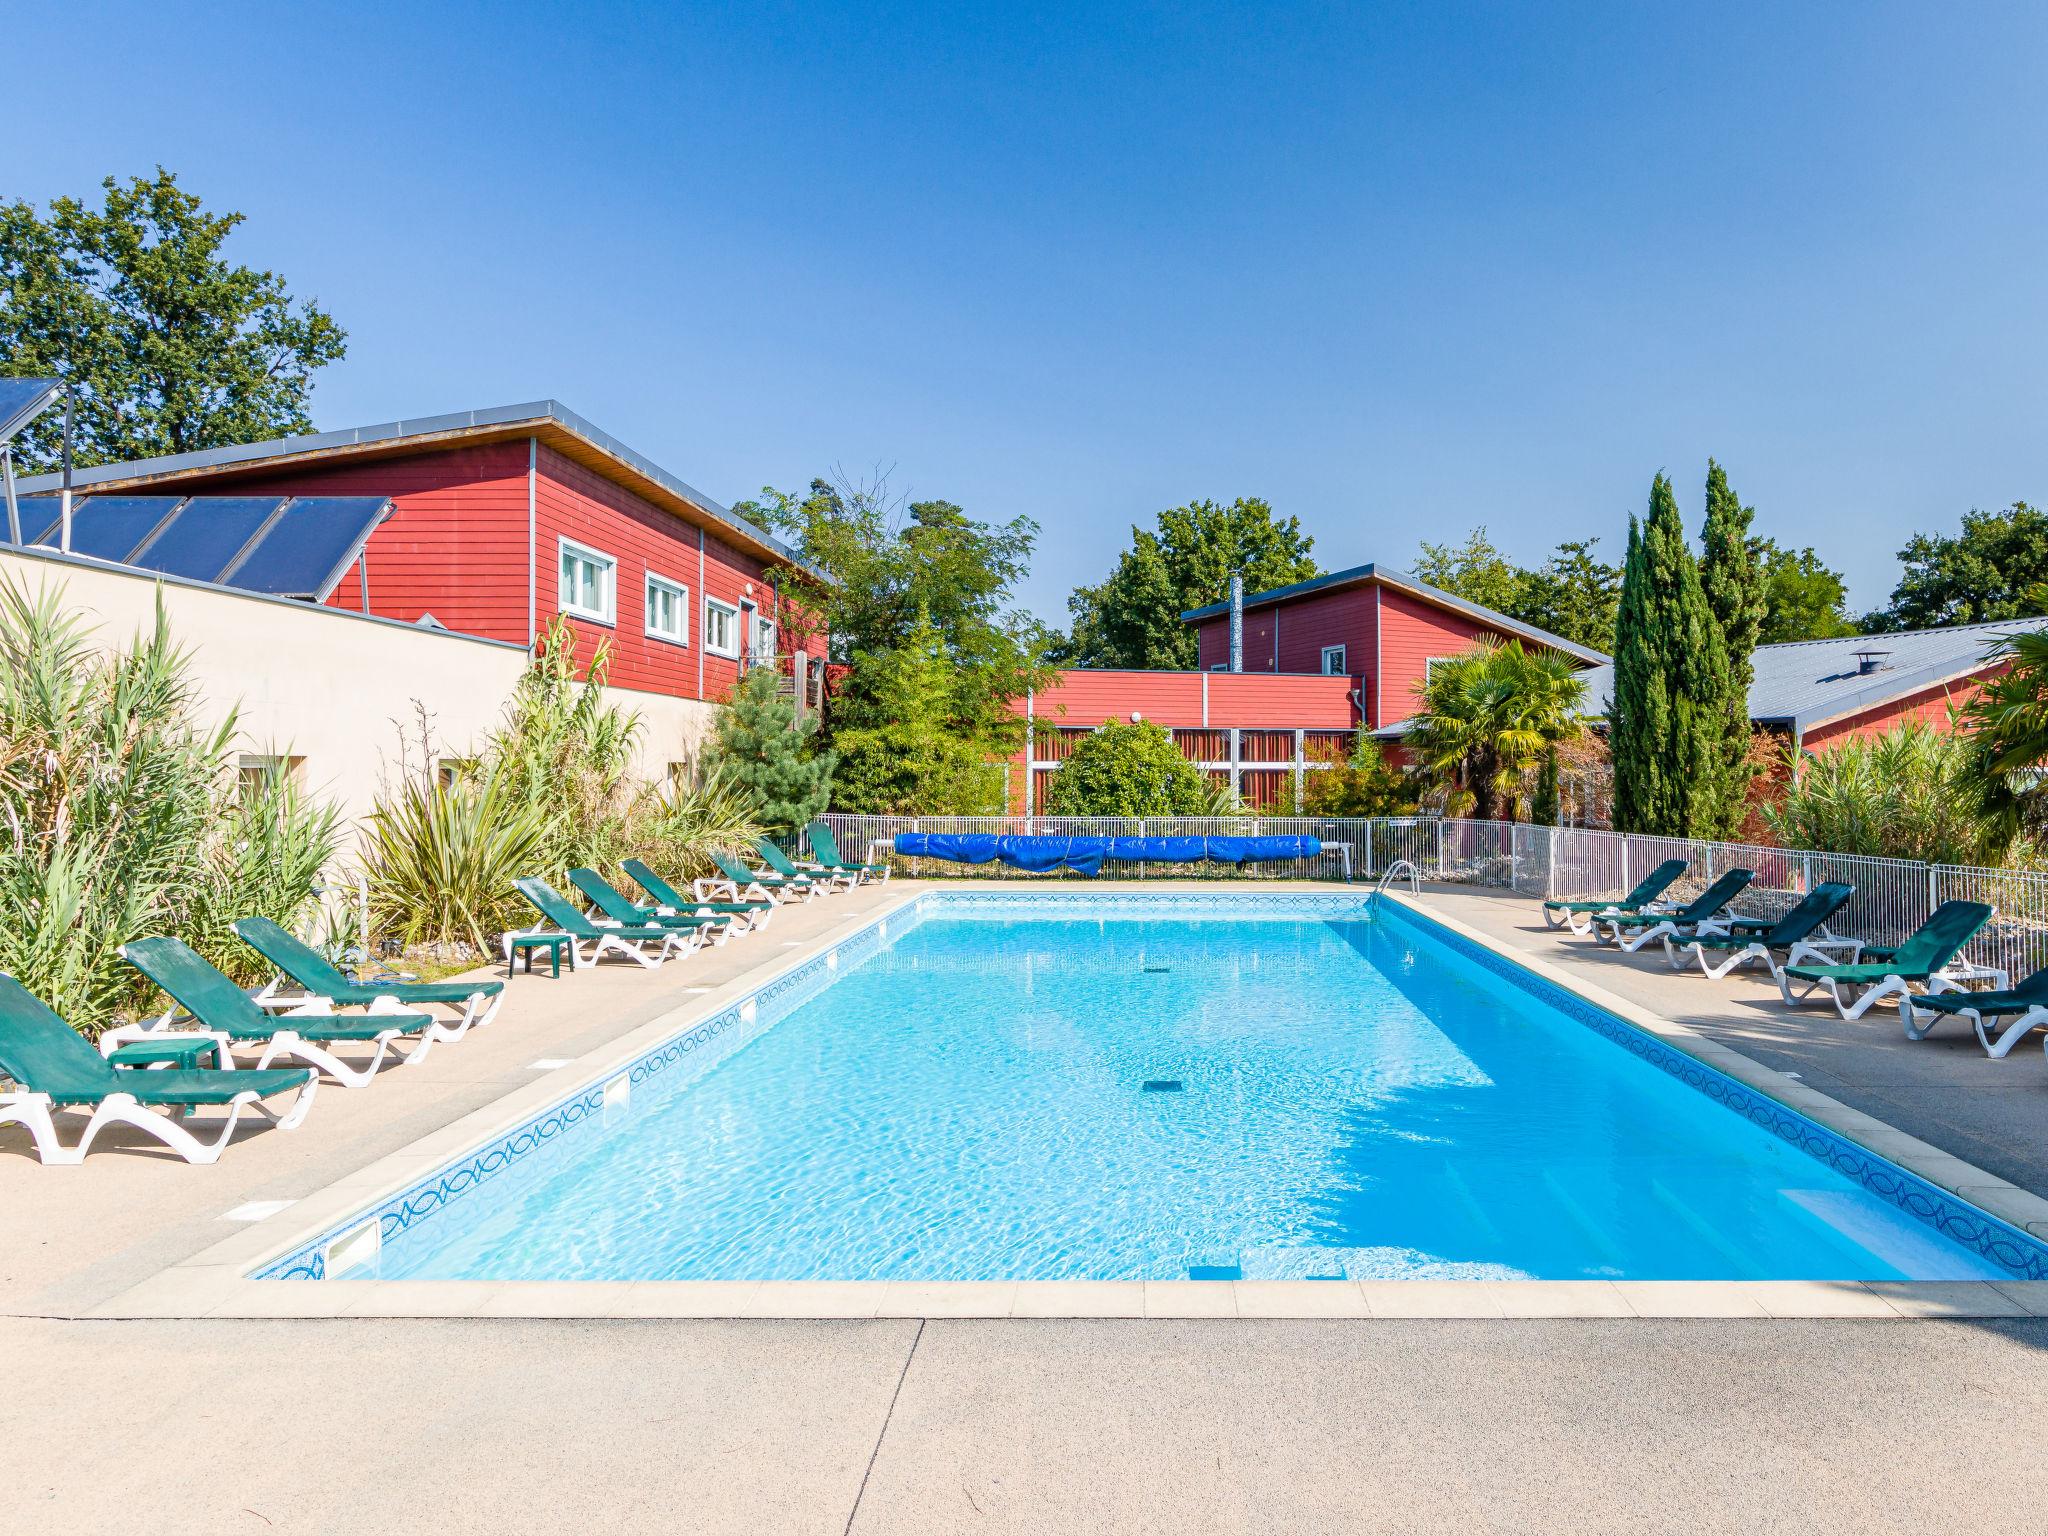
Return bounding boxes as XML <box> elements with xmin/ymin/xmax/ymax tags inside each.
<box><xmin>362</xmin><ymin>770</ymin><xmax>549</xmax><ymax>956</ymax></box>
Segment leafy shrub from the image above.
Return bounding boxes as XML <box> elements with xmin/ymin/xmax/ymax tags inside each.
<box><xmin>1044</xmin><ymin>721</ymin><xmax>1209</xmax><ymax>816</ymax></box>
<box><xmin>362</xmin><ymin>621</ymin><xmax>771</xmax><ymax>959</ymax></box>
<box><xmin>1301</xmin><ymin>733</ymin><xmax>1419</xmax><ymax>817</ymax></box>
<box><xmin>1764</xmin><ymin>722</ymin><xmax>2000</xmax><ymax>865</ymax></box>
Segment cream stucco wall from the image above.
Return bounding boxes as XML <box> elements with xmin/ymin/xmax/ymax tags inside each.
<box><xmin>0</xmin><ymin>546</ymin><xmax>720</xmax><ymax>830</ymax></box>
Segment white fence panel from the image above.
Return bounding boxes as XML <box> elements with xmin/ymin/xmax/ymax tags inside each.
<box><xmin>817</xmin><ymin>813</ymin><xmax>2038</xmax><ymax>969</ymax></box>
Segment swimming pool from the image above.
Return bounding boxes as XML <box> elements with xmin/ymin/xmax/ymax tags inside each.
<box><xmin>260</xmin><ymin>892</ymin><xmax>2048</xmax><ymax>1285</ymax></box>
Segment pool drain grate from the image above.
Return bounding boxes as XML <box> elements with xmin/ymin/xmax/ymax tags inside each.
<box><xmin>1142</xmin><ymin>1079</ymin><xmax>1184</xmax><ymax>1093</ymax></box>
<box><xmin>1143</xmin><ymin>965</ymin><xmax>1171</xmax><ymax>973</ymax></box>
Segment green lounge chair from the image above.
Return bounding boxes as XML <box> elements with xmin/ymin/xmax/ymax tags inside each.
<box><xmin>506</xmin><ymin>877</ymin><xmax>698</xmax><ymax>969</ymax></box>
<box><xmin>1778</xmin><ymin>900</ymin><xmax>1996</xmax><ymax>1021</ymax></box>
<box><xmin>567</xmin><ymin>868</ymin><xmax>738</xmax><ymax>944</ymax></box>
<box><xmin>1660</xmin><ymin>882</ymin><xmax>1858</xmax><ymax>981</ymax></box>
<box><xmin>755</xmin><ymin>839</ymin><xmax>853</xmax><ymax>892</ymax></box>
<box><xmin>1591</xmin><ymin>869</ymin><xmax>1756</xmax><ymax>952</ymax></box>
<box><xmin>804</xmin><ymin>822</ymin><xmax>891</xmax><ymax>884</ymax></box>
<box><xmin>621</xmin><ymin>858</ymin><xmax>775</xmax><ymax>932</ymax></box>
<box><xmin>1542</xmin><ymin>857</ymin><xmax>1687</xmax><ymax>935</ymax></box>
<box><xmin>1901</xmin><ymin>966</ymin><xmax>2048</xmax><ymax>1057</ymax></box>
<box><xmin>707</xmin><ymin>849</ymin><xmax>821</xmax><ymax>904</ymax></box>
<box><xmin>115</xmin><ymin>937</ymin><xmax>441</xmax><ymax>1088</ymax></box>
<box><xmin>0</xmin><ymin>972</ymin><xmax>316</xmax><ymax>1164</ymax></box>
<box><xmin>236</xmin><ymin>916</ymin><xmax>505</xmax><ymax>1037</ymax></box>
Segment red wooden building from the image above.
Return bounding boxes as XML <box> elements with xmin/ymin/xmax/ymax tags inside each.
<box><xmin>18</xmin><ymin>401</ymin><xmax>823</xmax><ymax>707</ymax></box>
<box><xmin>1017</xmin><ymin>565</ymin><xmax>1607</xmax><ymax>810</ymax></box>
<box><xmin>1180</xmin><ymin>562</ymin><xmax>1608</xmax><ymax>731</ymax></box>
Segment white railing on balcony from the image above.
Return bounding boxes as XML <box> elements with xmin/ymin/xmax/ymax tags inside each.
<box><xmin>813</xmin><ymin>813</ymin><xmax>2048</xmax><ymax>975</ymax></box>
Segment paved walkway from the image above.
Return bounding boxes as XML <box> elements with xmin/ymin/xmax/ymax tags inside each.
<box><xmin>7</xmin><ymin>879</ymin><xmax>2048</xmax><ymax>1532</ymax></box>
<box><xmin>1424</xmin><ymin>884</ymin><xmax>2048</xmax><ymax>1202</ymax></box>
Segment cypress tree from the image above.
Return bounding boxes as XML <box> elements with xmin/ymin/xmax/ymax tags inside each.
<box><xmin>1610</xmin><ymin>474</ymin><xmax>1728</xmax><ymax>836</ymax></box>
<box><xmin>1698</xmin><ymin>460</ymin><xmax>1767</xmax><ymax>836</ymax></box>
<box><xmin>1531</xmin><ymin>745</ymin><xmax>1561</xmax><ymax>827</ymax></box>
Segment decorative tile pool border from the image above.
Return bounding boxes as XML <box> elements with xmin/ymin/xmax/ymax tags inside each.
<box><xmin>253</xmin><ymin>887</ymin><xmax>2048</xmax><ymax>1284</ymax></box>
<box><xmin>255</xmin><ymin>898</ymin><xmax>916</xmax><ymax>1280</ymax></box>
<box><xmin>1372</xmin><ymin>898</ymin><xmax>2048</xmax><ymax>1282</ymax></box>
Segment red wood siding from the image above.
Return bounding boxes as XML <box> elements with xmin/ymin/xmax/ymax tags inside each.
<box><xmin>1026</xmin><ymin>669</ymin><xmax>1357</xmax><ymax>731</ymax></box>
<box><xmin>1374</xmin><ymin>585</ymin><xmax>1521</xmax><ymax>727</ymax></box>
<box><xmin>126</xmin><ymin>439</ymin><xmax>821</xmax><ymax>703</ymax></box>
<box><xmin>1801</xmin><ymin>670</ymin><xmax>1996</xmax><ymax>751</ymax></box>
<box><xmin>1194</xmin><ymin>588</ymin><xmax>1374</xmax><ymax>677</ymax></box>
<box><xmin>532</xmin><ymin>445</ymin><xmax>798</xmax><ymax>700</ymax></box>
<box><xmin>137</xmin><ymin>443</ymin><xmax>533</xmax><ymax>642</ymax></box>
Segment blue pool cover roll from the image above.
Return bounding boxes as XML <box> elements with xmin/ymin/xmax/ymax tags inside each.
<box><xmin>892</xmin><ymin>832</ymin><xmax>1321</xmax><ymax>877</ymax></box>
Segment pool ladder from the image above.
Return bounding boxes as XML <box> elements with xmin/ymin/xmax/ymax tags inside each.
<box><xmin>1374</xmin><ymin>859</ymin><xmax>1421</xmax><ymax>899</ymax></box>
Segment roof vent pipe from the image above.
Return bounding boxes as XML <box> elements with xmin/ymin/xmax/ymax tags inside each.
<box><xmin>1228</xmin><ymin>574</ymin><xmax>1244</xmax><ymax>674</ymax></box>
<box><xmin>1852</xmin><ymin>648</ymin><xmax>1890</xmax><ymax>676</ymax></box>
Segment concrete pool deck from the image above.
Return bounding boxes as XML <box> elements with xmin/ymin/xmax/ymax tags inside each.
<box><xmin>9</xmin><ymin>879</ymin><xmax>2048</xmax><ymax>1530</ymax></box>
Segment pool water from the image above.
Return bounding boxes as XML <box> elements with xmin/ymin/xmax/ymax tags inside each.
<box><xmin>371</xmin><ymin>903</ymin><xmax>2013</xmax><ymax>1283</ymax></box>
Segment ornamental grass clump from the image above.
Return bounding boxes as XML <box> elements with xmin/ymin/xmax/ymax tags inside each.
<box><xmin>0</xmin><ymin>576</ymin><xmax>342</xmax><ymax>1030</ymax></box>
<box><xmin>361</xmin><ymin>618</ymin><xmax>771</xmax><ymax>959</ymax></box>
<box><xmin>1763</xmin><ymin>721</ymin><xmax>2003</xmax><ymax>867</ymax></box>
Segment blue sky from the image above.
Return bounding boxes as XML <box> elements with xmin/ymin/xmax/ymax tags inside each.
<box><xmin>7</xmin><ymin>1</ymin><xmax>2047</xmax><ymax>627</ymax></box>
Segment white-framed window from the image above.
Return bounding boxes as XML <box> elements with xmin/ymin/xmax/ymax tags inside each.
<box><xmin>558</xmin><ymin>538</ymin><xmax>616</xmax><ymax>625</ymax></box>
<box><xmin>645</xmin><ymin>573</ymin><xmax>689</xmax><ymax>646</ymax></box>
<box><xmin>236</xmin><ymin>754</ymin><xmax>305</xmax><ymax>805</ymax></box>
<box><xmin>704</xmin><ymin>596</ymin><xmax>740</xmax><ymax>658</ymax></box>
<box><xmin>1321</xmin><ymin>645</ymin><xmax>1347</xmax><ymax>675</ymax></box>
<box><xmin>753</xmin><ymin>613</ymin><xmax>777</xmax><ymax>658</ymax></box>
<box><xmin>1424</xmin><ymin>655</ymin><xmax>1456</xmax><ymax>685</ymax></box>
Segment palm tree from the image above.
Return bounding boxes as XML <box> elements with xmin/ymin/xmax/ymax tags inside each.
<box><xmin>1960</xmin><ymin>625</ymin><xmax>2048</xmax><ymax>845</ymax></box>
<box><xmin>1408</xmin><ymin>641</ymin><xmax>1587</xmax><ymax>821</ymax></box>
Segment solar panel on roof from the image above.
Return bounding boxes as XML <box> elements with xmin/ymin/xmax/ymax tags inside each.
<box><xmin>57</xmin><ymin>496</ymin><xmax>188</xmax><ymax>563</ymax></box>
<box><xmin>126</xmin><ymin>496</ymin><xmax>286</xmax><ymax>582</ymax></box>
<box><xmin>0</xmin><ymin>378</ymin><xmax>61</xmax><ymax>445</ymax></box>
<box><xmin>4</xmin><ymin>496</ymin><xmax>63</xmax><ymax>544</ymax></box>
<box><xmin>224</xmin><ymin>496</ymin><xmax>392</xmax><ymax>598</ymax></box>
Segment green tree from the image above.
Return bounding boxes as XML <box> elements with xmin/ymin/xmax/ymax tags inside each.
<box><xmin>1699</xmin><ymin>460</ymin><xmax>1767</xmax><ymax>836</ymax></box>
<box><xmin>1300</xmin><ymin>731</ymin><xmax>1418</xmax><ymax>817</ymax></box>
<box><xmin>1610</xmin><ymin>475</ymin><xmax>1729</xmax><ymax>836</ymax></box>
<box><xmin>738</xmin><ymin>477</ymin><xmax>1052</xmax><ymax>749</ymax></box>
<box><xmin>1407</xmin><ymin>640</ymin><xmax>1586</xmax><ymax>822</ymax></box>
<box><xmin>1513</xmin><ymin>538</ymin><xmax>1622</xmax><ymax>651</ymax></box>
<box><xmin>1866</xmin><ymin>504</ymin><xmax>2048</xmax><ymax>631</ymax></box>
<box><xmin>703</xmin><ymin>665</ymin><xmax>836</xmax><ymax>832</ymax></box>
<box><xmin>1059</xmin><ymin>497</ymin><xmax>1318</xmax><ymax>669</ymax></box>
<box><xmin>0</xmin><ymin>169</ymin><xmax>346</xmax><ymax>471</ymax></box>
<box><xmin>1043</xmin><ymin>720</ymin><xmax>1209</xmax><ymax>816</ymax></box>
<box><xmin>1530</xmin><ymin>745</ymin><xmax>1561</xmax><ymax>827</ymax></box>
<box><xmin>1414</xmin><ymin>526</ymin><xmax>1523</xmax><ymax>616</ymax></box>
<box><xmin>830</xmin><ymin>611</ymin><xmax>1007</xmax><ymax>814</ymax></box>
<box><xmin>1415</xmin><ymin>529</ymin><xmax>1619</xmax><ymax>653</ymax></box>
<box><xmin>1755</xmin><ymin>540</ymin><xmax>1856</xmax><ymax>642</ymax></box>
